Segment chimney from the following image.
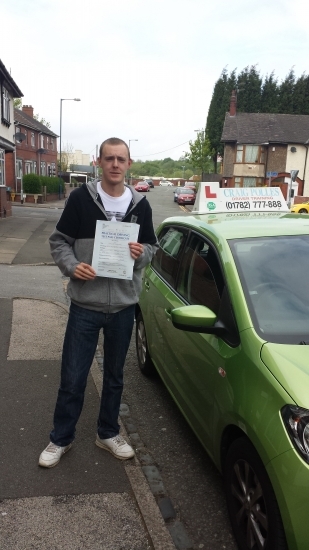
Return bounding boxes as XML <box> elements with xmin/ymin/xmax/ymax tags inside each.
<box><xmin>229</xmin><ymin>90</ymin><xmax>237</xmax><ymax>116</ymax></box>
<box><xmin>22</xmin><ymin>105</ymin><xmax>34</xmax><ymax>118</ymax></box>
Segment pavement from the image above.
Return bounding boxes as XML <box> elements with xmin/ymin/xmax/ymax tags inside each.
<box><xmin>0</xmin><ymin>200</ymin><xmax>177</xmax><ymax>550</ymax></box>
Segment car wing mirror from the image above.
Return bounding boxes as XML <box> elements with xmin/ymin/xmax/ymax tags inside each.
<box><xmin>171</xmin><ymin>305</ymin><xmax>227</xmax><ymax>337</ymax></box>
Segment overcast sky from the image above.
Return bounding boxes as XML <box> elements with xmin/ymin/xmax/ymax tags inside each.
<box><xmin>2</xmin><ymin>0</ymin><xmax>308</xmax><ymax>161</ymax></box>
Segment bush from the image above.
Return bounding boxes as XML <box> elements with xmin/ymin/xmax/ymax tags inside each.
<box><xmin>41</xmin><ymin>176</ymin><xmax>64</xmax><ymax>194</ymax></box>
<box><xmin>23</xmin><ymin>174</ymin><xmax>41</xmax><ymax>194</ymax></box>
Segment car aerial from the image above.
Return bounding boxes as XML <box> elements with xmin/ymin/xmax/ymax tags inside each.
<box><xmin>135</xmin><ymin>182</ymin><xmax>309</xmax><ymax>550</ymax></box>
<box><xmin>134</xmin><ymin>182</ymin><xmax>150</xmax><ymax>192</ymax></box>
<box><xmin>159</xmin><ymin>180</ymin><xmax>174</xmax><ymax>186</ymax></box>
<box><xmin>176</xmin><ymin>188</ymin><xmax>195</xmax><ymax>205</ymax></box>
<box><xmin>290</xmin><ymin>201</ymin><xmax>309</xmax><ymax>213</ymax></box>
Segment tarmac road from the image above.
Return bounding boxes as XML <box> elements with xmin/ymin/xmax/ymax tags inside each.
<box><xmin>0</xmin><ymin>190</ymin><xmax>238</xmax><ymax>550</ymax></box>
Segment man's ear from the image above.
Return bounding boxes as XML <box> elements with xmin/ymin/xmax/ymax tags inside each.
<box><xmin>128</xmin><ymin>159</ymin><xmax>133</xmax><ymax>168</ymax></box>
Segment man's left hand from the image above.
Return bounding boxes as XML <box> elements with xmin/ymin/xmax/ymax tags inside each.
<box><xmin>129</xmin><ymin>242</ymin><xmax>144</xmax><ymax>259</ymax></box>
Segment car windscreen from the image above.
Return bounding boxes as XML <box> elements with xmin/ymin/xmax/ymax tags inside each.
<box><xmin>229</xmin><ymin>235</ymin><xmax>309</xmax><ymax>344</ymax></box>
<box><xmin>179</xmin><ymin>189</ymin><xmax>194</xmax><ymax>194</ymax></box>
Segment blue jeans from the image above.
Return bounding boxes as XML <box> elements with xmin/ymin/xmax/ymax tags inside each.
<box><xmin>50</xmin><ymin>302</ymin><xmax>135</xmax><ymax>447</ymax></box>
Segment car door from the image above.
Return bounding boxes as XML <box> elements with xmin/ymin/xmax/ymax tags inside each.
<box><xmin>143</xmin><ymin>225</ymin><xmax>188</xmax><ymax>379</ymax></box>
<box><xmin>159</xmin><ymin>231</ymin><xmax>239</xmax><ymax>455</ymax></box>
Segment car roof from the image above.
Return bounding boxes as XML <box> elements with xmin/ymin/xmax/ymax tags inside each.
<box><xmin>160</xmin><ymin>212</ymin><xmax>309</xmax><ymax>240</ymax></box>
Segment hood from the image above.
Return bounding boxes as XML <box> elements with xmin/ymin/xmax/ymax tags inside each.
<box><xmin>261</xmin><ymin>343</ymin><xmax>309</xmax><ymax>407</ymax></box>
<box><xmin>85</xmin><ymin>179</ymin><xmax>145</xmax><ymax>206</ymax></box>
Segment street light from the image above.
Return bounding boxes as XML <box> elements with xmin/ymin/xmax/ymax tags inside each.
<box><xmin>128</xmin><ymin>139</ymin><xmax>138</xmax><ymax>156</ymax></box>
<box><xmin>59</xmin><ymin>98</ymin><xmax>81</xmax><ymax>196</ymax></box>
<box><xmin>128</xmin><ymin>139</ymin><xmax>138</xmax><ymax>184</ymax></box>
<box><xmin>181</xmin><ymin>165</ymin><xmax>185</xmax><ymax>179</ymax></box>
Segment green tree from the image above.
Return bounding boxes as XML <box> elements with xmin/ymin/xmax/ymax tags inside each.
<box><xmin>186</xmin><ymin>133</ymin><xmax>214</xmax><ymax>177</ymax></box>
<box><xmin>13</xmin><ymin>98</ymin><xmax>22</xmax><ymax>109</ymax></box>
<box><xmin>293</xmin><ymin>73</ymin><xmax>309</xmax><ymax>115</ymax></box>
<box><xmin>278</xmin><ymin>68</ymin><xmax>295</xmax><ymax>113</ymax></box>
<box><xmin>34</xmin><ymin>114</ymin><xmax>51</xmax><ymax>128</ymax></box>
<box><xmin>236</xmin><ymin>65</ymin><xmax>262</xmax><ymax>113</ymax></box>
<box><xmin>261</xmin><ymin>72</ymin><xmax>279</xmax><ymax>113</ymax></box>
<box><xmin>207</xmin><ymin>68</ymin><xmax>229</xmax><ymax>170</ymax></box>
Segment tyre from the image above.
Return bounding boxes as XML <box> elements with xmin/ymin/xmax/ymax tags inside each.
<box><xmin>299</xmin><ymin>208</ymin><xmax>308</xmax><ymax>213</ymax></box>
<box><xmin>135</xmin><ymin>312</ymin><xmax>156</xmax><ymax>376</ymax></box>
<box><xmin>224</xmin><ymin>438</ymin><xmax>287</xmax><ymax>550</ymax></box>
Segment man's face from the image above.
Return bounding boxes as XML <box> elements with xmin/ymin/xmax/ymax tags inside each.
<box><xmin>98</xmin><ymin>144</ymin><xmax>132</xmax><ymax>186</ymax></box>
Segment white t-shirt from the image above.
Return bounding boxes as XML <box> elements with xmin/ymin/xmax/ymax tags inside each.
<box><xmin>97</xmin><ymin>182</ymin><xmax>131</xmax><ymax>222</ymax></box>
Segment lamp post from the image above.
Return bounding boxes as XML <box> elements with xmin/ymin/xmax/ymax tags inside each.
<box><xmin>181</xmin><ymin>165</ymin><xmax>185</xmax><ymax>179</ymax></box>
<box><xmin>59</xmin><ymin>98</ymin><xmax>81</xmax><ymax>197</ymax></box>
<box><xmin>128</xmin><ymin>139</ymin><xmax>138</xmax><ymax>183</ymax></box>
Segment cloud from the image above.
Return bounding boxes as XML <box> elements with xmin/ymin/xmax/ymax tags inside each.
<box><xmin>2</xmin><ymin>0</ymin><xmax>309</xmax><ymax>160</ymax></box>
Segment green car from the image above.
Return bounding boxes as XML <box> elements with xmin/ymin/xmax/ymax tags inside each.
<box><xmin>135</xmin><ymin>204</ymin><xmax>309</xmax><ymax>550</ymax></box>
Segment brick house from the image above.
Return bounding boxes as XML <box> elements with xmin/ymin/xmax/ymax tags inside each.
<box><xmin>221</xmin><ymin>91</ymin><xmax>309</xmax><ymax>199</ymax></box>
<box><xmin>0</xmin><ymin>59</ymin><xmax>23</xmax><ymax>218</ymax></box>
<box><xmin>14</xmin><ymin>105</ymin><xmax>58</xmax><ymax>188</ymax></box>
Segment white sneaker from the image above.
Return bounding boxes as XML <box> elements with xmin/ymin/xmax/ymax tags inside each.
<box><xmin>95</xmin><ymin>434</ymin><xmax>134</xmax><ymax>460</ymax></box>
<box><xmin>39</xmin><ymin>442</ymin><xmax>72</xmax><ymax>468</ymax></box>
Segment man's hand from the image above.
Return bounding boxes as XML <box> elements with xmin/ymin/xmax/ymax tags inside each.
<box><xmin>129</xmin><ymin>242</ymin><xmax>144</xmax><ymax>260</ymax></box>
<box><xmin>73</xmin><ymin>263</ymin><xmax>96</xmax><ymax>280</ymax></box>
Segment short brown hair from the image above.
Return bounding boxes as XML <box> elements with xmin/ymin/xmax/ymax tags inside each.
<box><xmin>99</xmin><ymin>138</ymin><xmax>130</xmax><ymax>159</ymax></box>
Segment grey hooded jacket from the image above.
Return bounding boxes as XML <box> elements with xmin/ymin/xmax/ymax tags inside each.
<box><xmin>49</xmin><ymin>181</ymin><xmax>158</xmax><ymax>313</ymax></box>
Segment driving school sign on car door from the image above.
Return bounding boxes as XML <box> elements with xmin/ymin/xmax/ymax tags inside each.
<box><xmin>192</xmin><ymin>182</ymin><xmax>289</xmax><ymax>214</ymax></box>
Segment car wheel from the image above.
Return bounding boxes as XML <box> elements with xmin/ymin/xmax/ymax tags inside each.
<box><xmin>135</xmin><ymin>312</ymin><xmax>156</xmax><ymax>376</ymax></box>
<box><xmin>224</xmin><ymin>438</ymin><xmax>287</xmax><ymax>550</ymax></box>
<box><xmin>299</xmin><ymin>208</ymin><xmax>308</xmax><ymax>213</ymax></box>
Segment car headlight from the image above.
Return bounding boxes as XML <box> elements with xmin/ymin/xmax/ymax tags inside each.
<box><xmin>282</xmin><ymin>405</ymin><xmax>309</xmax><ymax>463</ymax></box>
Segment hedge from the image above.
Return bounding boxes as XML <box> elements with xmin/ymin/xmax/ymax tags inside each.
<box><xmin>23</xmin><ymin>175</ymin><xmax>64</xmax><ymax>194</ymax></box>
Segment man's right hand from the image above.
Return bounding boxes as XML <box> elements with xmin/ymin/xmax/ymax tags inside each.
<box><xmin>73</xmin><ymin>263</ymin><xmax>96</xmax><ymax>280</ymax></box>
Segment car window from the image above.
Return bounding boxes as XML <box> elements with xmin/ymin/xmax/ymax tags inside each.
<box><xmin>177</xmin><ymin>234</ymin><xmax>223</xmax><ymax>314</ymax></box>
<box><xmin>230</xmin><ymin>235</ymin><xmax>309</xmax><ymax>343</ymax></box>
<box><xmin>152</xmin><ymin>226</ymin><xmax>187</xmax><ymax>286</ymax></box>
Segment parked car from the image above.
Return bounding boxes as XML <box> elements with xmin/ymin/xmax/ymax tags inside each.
<box><xmin>144</xmin><ymin>179</ymin><xmax>154</xmax><ymax>188</ymax></box>
<box><xmin>174</xmin><ymin>188</ymin><xmax>195</xmax><ymax>204</ymax></box>
<box><xmin>290</xmin><ymin>201</ymin><xmax>309</xmax><ymax>213</ymax></box>
<box><xmin>135</xmin><ymin>186</ymin><xmax>309</xmax><ymax>550</ymax></box>
<box><xmin>134</xmin><ymin>182</ymin><xmax>150</xmax><ymax>192</ymax></box>
<box><xmin>184</xmin><ymin>182</ymin><xmax>198</xmax><ymax>192</ymax></box>
<box><xmin>159</xmin><ymin>180</ymin><xmax>174</xmax><ymax>187</ymax></box>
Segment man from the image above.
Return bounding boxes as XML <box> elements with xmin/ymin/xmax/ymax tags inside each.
<box><xmin>39</xmin><ymin>137</ymin><xmax>158</xmax><ymax>468</ymax></box>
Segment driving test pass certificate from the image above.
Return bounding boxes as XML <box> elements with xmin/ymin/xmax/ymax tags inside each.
<box><xmin>91</xmin><ymin>220</ymin><xmax>140</xmax><ymax>279</ymax></box>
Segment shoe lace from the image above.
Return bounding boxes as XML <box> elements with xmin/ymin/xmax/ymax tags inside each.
<box><xmin>111</xmin><ymin>435</ymin><xmax>126</xmax><ymax>447</ymax></box>
<box><xmin>46</xmin><ymin>443</ymin><xmax>60</xmax><ymax>454</ymax></box>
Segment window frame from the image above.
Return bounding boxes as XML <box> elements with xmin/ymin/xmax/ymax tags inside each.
<box><xmin>235</xmin><ymin>144</ymin><xmax>265</xmax><ymax>164</ymax></box>
<box><xmin>1</xmin><ymin>86</ymin><xmax>10</xmax><ymax>124</ymax></box>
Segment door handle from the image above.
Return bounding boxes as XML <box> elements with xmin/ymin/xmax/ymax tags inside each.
<box><xmin>144</xmin><ymin>280</ymin><xmax>150</xmax><ymax>290</ymax></box>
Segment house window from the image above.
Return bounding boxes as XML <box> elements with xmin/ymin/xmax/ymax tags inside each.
<box><xmin>33</xmin><ymin>161</ymin><xmax>37</xmax><ymax>174</ymax></box>
<box><xmin>31</xmin><ymin>133</ymin><xmax>35</xmax><ymax>147</ymax></box>
<box><xmin>243</xmin><ymin>177</ymin><xmax>256</xmax><ymax>187</ymax></box>
<box><xmin>40</xmin><ymin>135</ymin><xmax>44</xmax><ymax>148</ymax></box>
<box><xmin>236</xmin><ymin>145</ymin><xmax>265</xmax><ymax>164</ymax></box>
<box><xmin>25</xmin><ymin>162</ymin><xmax>32</xmax><ymax>174</ymax></box>
<box><xmin>233</xmin><ymin>177</ymin><xmax>265</xmax><ymax>188</ymax></box>
<box><xmin>46</xmin><ymin>137</ymin><xmax>49</xmax><ymax>149</ymax></box>
<box><xmin>51</xmin><ymin>138</ymin><xmax>54</xmax><ymax>151</ymax></box>
<box><xmin>25</xmin><ymin>131</ymin><xmax>28</xmax><ymax>145</ymax></box>
<box><xmin>2</xmin><ymin>87</ymin><xmax>10</xmax><ymax>123</ymax></box>
<box><xmin>16</xmin><ymin>159</ymin><xmax>23</xmax><ymax>178</ymax></box>
<box><xmin>41</xmin><ymin>162</ymin><xmax>46</xmax><ymax>175</ymax></box>
<box><xmin>0</xmin><ymin>149</ymin><xmax>5</xmax><ymax>186</ymax></box>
